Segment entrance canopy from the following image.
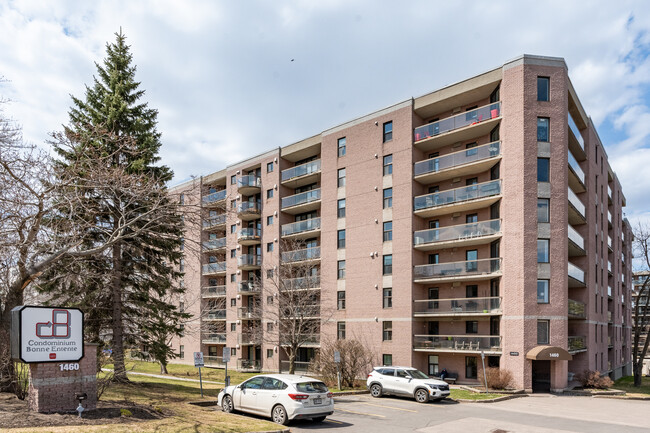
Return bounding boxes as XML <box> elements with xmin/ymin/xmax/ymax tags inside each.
<box><xmin>525</xmin><ymin>346</ymin><xmax>572</xmax><ymax>361</ymax></box>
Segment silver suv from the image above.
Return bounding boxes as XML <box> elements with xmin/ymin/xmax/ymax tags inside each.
<box><xmin>366</xmin><ymin>366</ymin><xmax>450</xmax><ymax>403</ymax></box>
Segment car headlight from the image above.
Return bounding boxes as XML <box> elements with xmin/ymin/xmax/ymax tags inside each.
<box><xmin>425</xmin><ymin>383</ymin><xmax>441</xmax><ymax>390</ymax></box>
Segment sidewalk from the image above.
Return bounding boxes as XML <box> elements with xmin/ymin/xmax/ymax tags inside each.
<box><xmin>101</xmin><ymin>368</ymin><xmax>224</xmax><ymax>385</ymax></box>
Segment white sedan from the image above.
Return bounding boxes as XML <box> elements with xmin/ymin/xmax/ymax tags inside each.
<box><xmin>218</xmin><ymin>374</ymin><xmax>334</xmax><ymax>425</ymax></box>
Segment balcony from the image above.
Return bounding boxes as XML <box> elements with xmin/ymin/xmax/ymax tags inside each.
<box><xmin>203</xmin><ymin>237</ymin><xmax>226</xmax><ymax>252</ymax></box>
<box><xmin>608</xmin><ymin>185</ymin><xmax>613</xmax><ymax>205</ymax></box>
<box><xmin>608</xmin><ymin>336</ymin><xmax>613</xmax><ymax>349</ymax></box>
<box><xmin>568</xmin><ymin>225</ymin><xmax>585</xmax><ymax>256</ymax></box>
<box><xmin>237</xmin><ymin>254</ymin><xmax>262</xmax><ymax>270</ymax></box>
<box><xmin>280</xmin><ymin>360</ymin><xmax>311</xmax><ymax>373</ymax></box>
<box><xmin>568</xmin><ymin>299</ymin><xmax>586</xmax><ymax>319</ymax></box>
<box><xmin>413</xmin><ymin>335</ymin><xmax>502</xmax><ymax>354</ymax></box>
<box><xmin>608</xmin><ymin>311</ymin><xmax>613</xmax><ymax>324</ymax></box>
<box><xmin>608</xmin><ymin>261</ymin><xmax>613</xmax><ymax>275</ymax></box>
<box><xmin>202</xmin><ymin>190</ymin><xmax>227</xmax><ymax>207</ymax></box>
<box><xmin>282</xmin><ymin>276</ymin><xmax>321</xmax><ymax>291</ymax></box>
<box><xmin>204</xmin><ymin>356</ymin><xmax>226</xmax><ymax>368</ymax></box>
<box><xmin>281</xmin><ymin>246</ymin><xmax>321</xmax><ymax>264</ymax></box>
<box><xmin>203</xmin><ymin>333</ymin><xmax>226</xmax><ymax>344</ymax></box>
<box><xmin>414</xmin><ymin>180</ymin><xmax>501</xmax><ymax>218</ymax></box>
<box><xmin>281</xmin><ymin>159</ymin><xmax>321</xmax><ymax>188</ymax></box>
<box><xmin>202</xmin><ymin>262</ymin><xmax>226</xmax><ymax>276</ymax></box>
<box><xmin>413</xmin><ymin>297</ymin><xmax>501</xmax><ymax>317</ymax></box>
<box><xmin>414</xmin><ymin>258</ymin><xmax>501</xmax><ymax>284</ymax></box>
<box><xmin>282</xmin><ymin>305</ymin><xmax>320</xmax><ymax>319</ymax></box>
<box><xmin>238</xmin><ymin>333</ymin><xmax>260</xmax><ymax>345</ymax></box>
<box><xmin>237</xmin><ymin>307</ymin><xmax>259</xmax><ymax>320</ymax></box>
<box><xmin>608</xmin><ymin>211</ymin><xmax>613</xmax><ymax>229</ymax></box>
<box><xmin>238</xmin><ymin>228</ymin><xmax>261</xmax><ymax>245</ymax></box>
<box><xmin>568</xmin><ymin>112</ymin><xmax>586</xmax><ymax>158</ymax></box>
<box><xmin>205</xmin><ymin>309</ymin><xmax>226</xmax><ymax>321</ymax></box>
<box><xmin>607</xmin><ymin>236</ymin><xmax>613</xmax><ymax>252</ymax></box>
<box><xmin>414</xmin><ymin>102</ymin><xmax>502</xmax><ymax>152</ymax></box>
<box><xmin>237</xmin><ymin>281</ymin><xmax>260</xmax><ymax>295</ymax></box>
<box><xmin>237</xmin><ymin>201</ymin><xmax>262</xmax><ymax>221</ymax></box>
<box><xmin>568</xmin><ymin>262</ymin><xmax>585</xmax><ymax>287</ymax></box>
<box><xmin>568</xmin><ymin>150</ymin><xmax>586</xmax><ymax>193</ymax></box>
<box><xmin>237</xmin><ymin>175</ymin><xmax>261</xmax><ymax>195</ymax></box>
<box><xmin>281</xmin><ymin>334</ymin><xmax>320</xmax><ymax>347</ymax></box>
<box><xmin>568</xmin><ymin>188</ymin><xmax>586</xmax><ymax>225</ymax></box>
<box><xmin>281</xmin><ymin>189</ymin><xmax>321</xmax><ymax>214</ymax></box>
<box><xmin>608</xmin><ymin>286</ymin><xmax>613</xmax><ymax>298</ymax></box>
<box><xmin>414</xmin><ymin>141</ymin><xmax>501</xmax><ymax>184</ymax></box>
<box><xmin>201</xmin><ymin>285</ymin><xmax>226</xmax><ymax>298</ymax></box>
<box><xmin>281</xmin><ymin>217</ymin><xmax>321</xmax><ymax>239</ymax></box>
<box><xmin>237</xmin><ymin>359</ymin><xmax>261</xmax><ymax>372</ymax></box>
<box><xmin>568</xmin><ymin>336</ymin><xmax>587</xmax><ymax>353</ymax></box>
<box><xmin>203</xmin><ymin>214</ymin><xmax>227</xmax><ymax>230</ymax></box>
<box><xmin>414</xmin><ymin>219</ymin><xmax>501</xmax><ymax>251</ymax></box>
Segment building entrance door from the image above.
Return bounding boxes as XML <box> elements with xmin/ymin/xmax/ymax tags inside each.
<box><xmin>531</xmin><ymin>360</ymin><xmax>551</xmax><ymax>393</ymax></box>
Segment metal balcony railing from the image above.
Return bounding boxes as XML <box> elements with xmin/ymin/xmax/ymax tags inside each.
<box><xmin>238</xmin><ymin>200</ymin><xmax>262</xmax><ymax>214</ymax></box>
<box><xmin>414</xmin><ymin>141</ymin><xmax>501</xmax><ymax>176</ymax></box>
<box><xmin>414</xmin><ymin>219</ymin><xmax>501</xmax><ymax>247</ymax></box>
<box><xmin>414</xmin><ymin>102</ymin><xmax>501</xmax><ymax>142</ymax></box>
<box><xmin>237</xmin><ymin>359</ymin><xmax>261</xmax><ymax>370</ymax></box>
<box><xmin>238</xmin><ymin>228</ymin><xmax>261</xmax><ymax>241</ymax></box>
<box><xmin>282</xmin><ymin>305</ymin><xmax>320</xmax><ymax>318</ymax></box>
<box><xmin>206</xmin><ymin>309</ymin><xmax>226</xmax><ymax>320</ymax></box>
<box><xmin>203</xmin><ymin>333</ymin><xmax>226</xmax><ymax>344</ymax></box>
<box><xmin>204</xmin><ymin>356</ymin><xmax>226</xmax><ymax>367</ymax></box>
<box><xmin>237</xmin><ymin>307</ymin><xmax>259</xmax><ymax>319</ymax></box>
<box><xmin>281</xmin><ymin>246</ymin><xmax>321</xmax><ymax>263</ymax></box>
<box><xmin>202</xmin><ymin>190</ymin><xmax>227</xmax><ymax>205</ymax></box>
<box><xmin>568</xmin><ymin>336</ymin><xmax>586</xmax><ymax>352</ymax></box>
<box><xmin>281</xmin><ymin>159</ymin><xmax>321</xmax><ymax>182</ymax></box>
<box><xmin>237</xmin><ymin>175</ymin><xmax>261</xmax><ymax>189</ymax></box>
<box><xmin>413</xmin><ymin>297</ymin><xmax>501</xmax><ymax>316</ymax></box>
<box><xmin>238</xmin><ymin>333</ymin><xmax>259</xmax><ymax>345</ymax></box>
<box><xmin>203</xmin><ymin>214</ymin><xmax>227</xmax><ymax>228</ymax></box>
<box><xmin>202</xmin><ymin>262</ymin><xmax>226</xmax><ymax>274</ymax></box>
<box><xmin>568</xmin><ymin>299</ymin><xmax>586</xmax><ymax>319</ymax></box>
<box><xmin>281</xmin><ymin>189</ymin><xmax>321</xmax><ymax>209</ymax></box>
<box><xmin>282</xmin><ymin>218</ymin><xmax>321</xmax><ymax>236</ymax></box>
<box><xmin>282</xmin><ymin>276</ymin><xmax>321</xmax><ymax>291</ymax></box>
<box><xmin>237</xmin><ymin>254</ymin><xmax>262</xmax><ymax>267</ymax></box>
<box><xmin>413</xmin><ymin>335</ymin><xmax>501</xmax><ymax>351</ymax></box>
<box><xmin>414</xmin><ymin>180</ymin><xmax>501</xmax><ymax>211</ymax></box>
<box><xmin>203</xmin><ymin>238</ymin><xmax>227</xmax><ymax>251</ymax></box>
<box><xmin>414</xmin><ymin>258</ymin><xmax>501</xmax><ymax>280</ymax></box>
<box><xmin>280</xmin><ymin>360</ymin><xmax>311</xmax><ymax>373</ymax></box>
<box><xmin>237</xmin><ymin>281</ymin><xmax>260</xmax><ymax>294</ymax></box>
<box><xmin>280</xmin><ymin>334</ymin><xmax>320</xmax><ymax>346</ymax></box>
<box><xmin>201</xmin><ymin>285</ymin><xmax>226</xmax><ymax>298</ymax></box>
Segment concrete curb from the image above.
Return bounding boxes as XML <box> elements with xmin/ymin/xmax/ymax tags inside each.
<box><xmin>560</xmin><ymin>388</ymin><xmax>626</xmax><ymax>396</ymax></box>
<box><xmin>459</xmin><ymin>385</ymin><xmax>526</xmax><ymax>395</ymax></box>
<box><xmin>247</xmin><ymin>430</ymin><xmax>290</xmax><ymax>433</ymax></box>
<box><xmin>593</xmin><ymin>394</ymin><xmax>650</xmax><ymax>400</ymax></box>
<box><xmin>452</xmin><ymin>394</ymin><xmax>528</xmax><ymax>403</ymax></box>
<box><xmin>332</xmin><ymin>390</ymin><xmax>369</xmax><ymax>396</ymax></box>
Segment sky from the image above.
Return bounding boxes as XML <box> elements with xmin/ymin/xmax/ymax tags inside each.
<box><xmin>1</xmin><ymin>0</ymin><xmax>650</xmax><ymax>226</ymax></box>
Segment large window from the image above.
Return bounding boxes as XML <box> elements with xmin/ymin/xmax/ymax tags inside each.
<box><xmin>382</xmin><ymin>321</ymin><xmax>393</xmax><ymax>341</ymax></box>
<box><xmin>337</xmin><ymin>199</ymin><xmax>346</xmax><ymax>218</ymax></box>
<box><xmin>537</xmin><ymin>117</ymin><xmax>550</xmax><ymax>142</ymax></box>
<box><xmin>465</xmin><ymin>321</ymin><xmax>478</xmax><ymax>334</ymax></box>
<box><xmin>383</xmin><ymin>188</ymin><xmax>393</xmax><ymax>208</ymax></box>
<box><xmin>383</xmin><ymin>154</ymin><xmax>393</xmax><ymax>175</ymax></box>
<box><xmin>537</xmin><ymin>279</ymin><xmax>549</xmax><ymax>303</ymax></box>
<box><xmin>465</xmin><ymin>356</ymin><xmax>477</xmax><ymax>379</ymax></box>
<box><xmin>383</xmin><ymin>288</ymin><xmax>392</xmax><ymax>308</ymax></box>
<box><xmin>383</xmin><ymin>354</ymin><xmax>393</xmax><ymax>366</ymax></box>
<box><xmin>383</xmin><ymin>121</ymin><xmax>393</xmax><ymax>142</ymax></box>
<box><xmin>337</xmin><ymin>322</ymin><xmax>346</xmax><ymax>340</ymax></box>
<box><xmin>537</xmin><ymin>77</ymin><xmax>550</xmax><ymax>102</ymax></box>
<box><xmin>267</xmin><ymin>161</ymin><xmax>274</xmax><ymax>173</ymax></box>
<box><xmin>537</xmin><ymin>158</ymin><xmax>550</xmax><ymax>182</ymax></box>
<box><xmin>537</xmin><ymin>320</ymin><xmax>550</xmax><ymax>344</ymax></box>
<box><xmin>537</xmin><ymin>198</ymin><xmax>550</xmax><ymax>222</ymax></box>
<box><xmin>428</xmin><ymin>355</ymin><xmax>439</xmax><ymax>376</ymax></box>
<box><xmin>383</xmin><ymin>221</ymin><xmax>393</xmax><ymax>242</ymax></box>
<box><xmin>338</xmin><ymin>168</ymin><xmax>346</xmax><ymax>187</ymax></box>
<box><xmin>537</xmin><ymin>239</ymin><xmax>550</xmax><ymax>263</ymax></box>
<box><xmin>337</xmin><ymin>260</ymin><xmax>346</xmax><ymax>279</ymax></box>
<box><xmin>337</xmin><ymin>291</ymin><xmax>346</xmax><ymax>310</ymax></box>
<box><xmin>383</xmin><ymin>255</ymin><xmax>392</xmax><ymax>275</ymax></box>
<box><xmin>337</xmin><ymin>229</ymin><xmax>346</xmax><ymax>249</ymax></box>
<box><xmin>338</xmin><ymin>137</ymin><xmax>346</xmax><ymax>157</ymax></box>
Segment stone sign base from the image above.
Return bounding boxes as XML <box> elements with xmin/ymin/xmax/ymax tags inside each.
<box><xmin>28</xmin><ymin>343</ymin><xmax>98</xmax><ymax>413</ymax></box>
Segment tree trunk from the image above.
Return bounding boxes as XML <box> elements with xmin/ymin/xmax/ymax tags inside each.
<box><xmin>111</xmin><ymin>242</ymin><xmax>128</xmax><ymax>382</ymax></box>
<box><xmin>289</xmin><ymin>348</ymin><xmax>296</xmax><ymax>375</ymax></box>
<box><xmin>634</xmin><ymin>361</ymin><xmax>642</xmax><ymax>387</ymax></box>
<box><xmin>159</xmin><ymin>361</ymin><xmax>168</xmax><ymax>375</ymax></box>
<box><xmin>0</xmin><ymin>284</ymin><xmax>24</xmax><ymax>393</ymax></box>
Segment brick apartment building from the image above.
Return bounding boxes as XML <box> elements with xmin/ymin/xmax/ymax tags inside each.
<box><xmin>171</xmin><ymin>54</ymin><xmax>633</xmax><ymax>392</ymax></box>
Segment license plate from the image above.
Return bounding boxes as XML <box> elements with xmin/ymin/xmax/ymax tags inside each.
<box><xmin>313</xmin><ymin>398</ymin><xmax>322</xmax><ymax>405</ymax></box>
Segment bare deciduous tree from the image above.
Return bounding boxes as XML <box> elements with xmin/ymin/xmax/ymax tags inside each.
<box><xmin>311</xmin><ymin>336</ymin><xmax>377</xmax><ymax>388</ymax></box>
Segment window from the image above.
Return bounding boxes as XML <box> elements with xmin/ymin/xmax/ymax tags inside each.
<box><xmin>383</xmin><ymin>255</ymin><xmax>392</xmax><ymax>275</ymax></box>
<box><xmin>466</xmin><ymin>285</ymin><xmax>478</xmax><ymax>298</ymax></box>
<box><xmin>337</xmin><ymin>291</ymin><xmax>346</xmax><ymax>310</ymax></box>
<box><xmin>383</xmin><ymin>221</ymin><xmax>393</xmax><ymax>242</ymax></box>
<box><xmin>267</xmin><ymin>242</ymin><xmax>274</xmax><ymax>252</ymax></box>
<box><xmin>466</xmin><ymin>213</ymin><xmax>478</xmax><ymax>223</ymax></box>
<box><xmin>231</xmin><ymin>347</ymin><xmax>236</xmax><ymax>356</ymax></box>
<box><xmin>230</xmin><ymin>323</ymin><xmax>236</xmax><ymax>331</ymax></box>
<box><xmin>383</xmin><ymin>288</ymin><xmax>392</xmax><ymax>308</ymax></box>
<box><xmin>383</xmin><ymin>121</ymin><xmax>393</xmax><ymax>142</ymax></box>
<box><xmin>383</xmin><ymin>188</ymin><xmax>393</xmax><ymax>208</ymax></box>
<box><xmin>338</xmin><ymin>168</ymin><xmax>346</xmax><ymax>187</ymax></box>
<box><xmin>230</xmin><ymin>274</ymin><xmax>236</xmax><ymax>282</ymax></box>
<box><xmin>231</xmin><ymin>224</ymin><xmax>237</xmax><ymax>234</ymax></box>
<box><xmin>537</xmin><ymin>239</ymin><xmax>549</xmax><ymax>263</ymax></box>
<box><xmin>231</xmin><ymin>298</ymin><xmax>236</xmax><ymax>306</ymax></box>
<box><xmin>537</xmin><ymin>117</ymin><xmax>550</xmax><ymax>142</ymax></box>
<box><xmin>267</xmin><ymin>162</ymin><xmax>274</xmax><ymax>173</ymax></box>
<box><xmin>267</xmin><ymin>295</ymin><xmax>273</xmax><ymax>305</ymax></box>
<box><xmin>337</xmin><ymin>322</ymin><xmax>346</xmax><ymax>340</ymax></box>
<box><xmin>337</xmin><ymin>199</ymin><xmax>346</xmax><ymax>218</ymax></box>
<box><xmin>466</xmin><ymin>321</ymin><xmax>478</xmax><ymax>334</ymax></box>
<box><xmin>428</xmin><ymin>253</ymin><xmax>439</xmax><ymax>265</ymax></box>
<box><xmin>537</xmin><ymin>320</ymin><xmax>550</xmax><ymax>344</ymax></box>
<box><xmin>179</xmin><ymin>345</ymin><xmax>185</xmax><ymax>359</ymax></box>
<box><xmin>231</xmin><ymin>199</ymin><xmax>237</xmax><ymax>209</ymax></box>
<box><xmin>267</xmin><ymin>322</ymin><xmax>274</xmax><ymax>331</ymax></box>
<box><xmin>267</xmin><ymin>188</ymin><xmax>274</xmax><ymax>199</ymax></box>
<box><xmin>179</xmin><ymin>193</ymin><xmax>184</xmax><ymax>205</ymax></box>
<box><xmin>231</xmin><ymin>175</ymin><xmax>236</xmax><ymax>185</ymax></box>
<box><xmin>383</xmin><ymin>354</ymin><xmax>393</xmax><ymax>366</ymax></box>
<box><xmin>337</xmin><ymin>260</ymin><xmax>346</xmax><ymax>279</ymax></box>
<box><xmin>537</xmin><ymin>77</ymin><xmax>549</xmax><ymax>102</ymax></box>
<box><xmin>267</xmin><ymin>349</ymin><xmax>274</xmax><ymax>358</ymax></box>
<box><xmin>537</xmin><ymin>279</ymin><xmax>549</xmax><ymax>303</ymax></box>
<box><xmin>383</xmin><ymin>321</ymin><xmax>393</xmax><ymax>341</ymax></box>
<box><xmin>465</xmin><ymin>356</ymin><xmax>477</xmax><ymax>379</ymax></box>
<box><xmin>383</xmin><ymin>154</ymin><xmax>393</xmax><ymax>175</ymax></box>
<box><xmin>267</xmin><ymin>269</ymin><xmax>274</xmax><ymax>278</ymax></box>
<box><xmin>230</xmin><ymin>249</ymin><xmax>236</xmax><ymax>258</ymax></box>
<box><xmin>337</xmin><ymin>229</ymin><xmax>346</xmax><ymax>249</ymax></box>
<box><xmin>465</xmin><ymin>141</ymin><xmax>478</xmax><ymax>157</ymax></box>
<box><xmin>465</xmin><ymin>249</ymin><xmax>478</xmax><ymax>272</ymax></box>
<box><xmin>537</xmin><ymin>158</ymin><xmax>550</xmax><ymax>182</ymax></box>
<box><xmin>428</xmin><ymin>355</ymin><xmax>439</xmax><ymax>376</ymax></box>
<box><xmin>538</xmin><ymin>198</ymin><xmax>550</xmax><ymax>222</ymax></box>
<box><xmin>267</xmin><ymin>215</ymin><xmax>273</xmax><ymax>225</ymax></box>
<box><xmin>338</xmin><ymin>137</ymin><xmax>346</xmax><ymax>157</ymax></box>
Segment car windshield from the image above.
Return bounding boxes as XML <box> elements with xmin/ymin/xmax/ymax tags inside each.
<box><xmin>295</xmin><ymin>381</ymin><xmax>328</xmax><ymax>393</ymax></box>
<box><xmin>408</xmin><ymin>369</ymin><xmax>429</xmax><ymax>379</ymax></box>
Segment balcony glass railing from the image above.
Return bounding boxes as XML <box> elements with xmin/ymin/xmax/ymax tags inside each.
<box><xmin>608</xmin><ymin>236</ymin><xmax>613</xmax><ymax>250</ymax></box>
<box><xmin>202</xmin><ymin>190</ymin><xmax>227</xmax><ymax>204</ymax></box>
<box><xmin>608</xmin><ymin>261</ymin><xmax>612</xmax><ymax>273</ymax></box>
<box><xmin>568</xmin><ymin>299</ymin><xmax>586</xmax><ymax>319</ymax></box>
<box><xmin>282</xmin><ymin>276</ymin><xmax>321</xmax><ymax>291</ymax></box>
<box><xmin>202</xmin><ymin>262</ymin><xmax>226</xmax><ymax>274</ymax></box>
<box><xmin>280</xmin><ymin>360</ymin><xmax>311</xmax><ymax>373</ymax></box>
<box><xmin>203</xmin><ymin>333</ymin><xmax>226</xmax><ymax>344</ymax></box>
<box><xmin>414</xmin><ymin>219</ymin><xmax>501</xmax><ymax>247</ymax></box>
<box><xmin>281</xmin><ymin>189</ymin><xmax>321</xmax><ymax>209</ymax></box>
<box><xmin>238</xmin><ymin>200</ymin><xmax>261</xmax><ymax>214</ymax></box>
<box><xmin>237</xmin><ymin>359</ymin><xmax>261</xmax><ymax>370</ymax></box>
<box><xmin>282</xmin><ymin>305</ymin><xmax>320</xmax><ymax>318</ymax></box>
<box><xmin>608</xmin><ymin>211</ymin><xmax>612</xmax><ymax>225</ymax></box>
<box><xmin>608</xmin><ymin>311</ymin><xmax>613</xmax><ymax>323</ymax></box>
<box><xmin>281</xmin><ymin>246</ymin><xmax>321</xmax><ymax>263</ymax></box>
<box><xmin>238</xmin><ymin>254</ymin><xmax>262</xmax><ymax>267</ymax></box>
<box><xmin>568</xmin><ymin>150</ymin><xmax>585</xmax><ymax>185</ymax></box>
<box><xmin>568</xmin><ymin>112</ymin><xmax>584</xmax><ymax>150</ymax></box>
<box><xmin>237</xmin><ymin>175</ymin><xmax>261</xmax><ymax>189</ymax></box>
<box><xmin>203</xmin><ymin>214</ymin><xmax>227</xmax><ymax>228</ymax></box>
<box><xmin>414</xmin><ymin>141</ymin><xmax>501</xmax><ymax>177</ymax></box>
<box><xmin>206</xmin><ymin>309</ymin><xmax>226</xmax><ymax>320</ymax></box>
<box><xmin>568</xmin><ymin>225</ymin><xmax>584</xmax><ymax>250</ymax></box>
<box><xmin>282</xmin><ymin>218</ymin><xmax>321</xmax><ymax>236</ymax></box>
<box><xmin>608</xmin><ymin>286</ymin><xmax>613</xmax><ymax>297</ymax></box>
<box><xmin>568</xmin><ymin>188</ymin><xmax>586</xmax><ymax>217</ymax></box>
<box><xmin>238</xmin><ymin>307</ymin><xmax>259</xmax><ymax>319</ymax></box>
<box><xmin>414</xmin><ymin>180</ymin><xmax>501</xmax><ymax>211</ymax></box>
<box><xmin>238</xmin><ymin>281</ymin><xmax>260</xmax><ymax>294</ymax></box>
<box><xmin>414</xmin><ymin>258</ymin><xmax>501</xmax><ymax>280</ymax></box>
<box><xmin>413</xmin><ymin>297</ymin><xmax>501</xmax><ymax>315</ymax></box>
<box><xmin>201</xmin><ymin>285</ymin><xmax>226</xmax><ymax>297</ymax></box>
<box><xmin>280</xmin><ymin>334</ymin><xmax>320</xmax><ymax>346</ymax></box>
<box><xmin>568</xmin><ymin>336</ymin><xmax>586</xmax><ymax>351</ymax></box>
<box><xmin>238</xmin><ymin>333</ymin><xmax>259</xmax><ymax>345</ymax></box>
<box><xmin>568</xmin><ymin>262</ymin><xmax>584</xmax><ymax>284</ymax></box>
<box><xmin>414</xmin><ymin>102</ymin><xmax>501</xmax><ymax>142</ymax></box>
<box><xmin>608</xmin><ymin>185</ymin><xmax>612</xmax><ymax>199</ymax></box>
<box><xmin>413</xmin><ymin>335</ymin><xmax>502</xmax><ymax>351</ymax></box>
<box><xmin>281</xmin><ymin>159</ymin><xmax>321</xmax><ymax>182</ymax></box>
<box><xmin>203</xmin><ymin>238</ymin><xmax>227</xmax><ymax>251</ymax></box>
<box><xmin>204</xmin><ymin>356</ymin><xmax>226</xmax><ymax>367</ymax></box>
<box><xmin>238</xmin><ymin>228</ymin><xmax>261</xmax><ymax>241</ymax></box>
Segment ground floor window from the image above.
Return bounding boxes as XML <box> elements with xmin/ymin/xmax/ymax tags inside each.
<box><xmin>383</xmin><ymin>354</ymin><xmax>393</xmax><ymax>366</ymax></box>
<box><xmin>208</xmin><ymin>346</ymin><xmax>218</xmax><ymax>356</ymax></box>
<box><xmin>428</xmin><ymin>355</ymin><xmax>439</xmax><ymax>376</ymax></box>
<box><xmin>465</xmin><ymin>356</ymin><xmax>477</xmax><ymax>379</ymax></box>
<box><xmin>179</xmin><ymin>345</ymin><xmax>184</xmax><ymax>359</ymax></box>
<box><xmin>487</xmin><ymin>356</ymin><xmax>500</xmax><ymax>368</ymax></box>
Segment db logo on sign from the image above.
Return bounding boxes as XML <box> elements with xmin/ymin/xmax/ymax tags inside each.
<box><xmin>36</xmin><ymin>309</ymin><xmax>71</xmax><ymax>339</ymax></box>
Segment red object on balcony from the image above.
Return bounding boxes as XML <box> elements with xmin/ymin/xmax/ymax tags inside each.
<box><xmin>415</xmin><ymin>133</ymin><xmax>421</xmax><ymax>141</ymax></box>
<box><xmin>491</xmin><ymin>109</ymin><xmax>498</xmax><ymax>118</ymax></box>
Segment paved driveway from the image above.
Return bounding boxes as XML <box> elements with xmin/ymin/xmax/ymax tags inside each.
<box><xmin>286</xmin><ymin>394</ymin><xmax>650</xmax><ymax>433</ymax></box>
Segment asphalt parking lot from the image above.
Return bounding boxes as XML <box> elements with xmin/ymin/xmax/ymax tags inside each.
<box><xmin>284</xmin><ymin>394</ymin><xmax>650</xmax><ymax>433</ymax></box>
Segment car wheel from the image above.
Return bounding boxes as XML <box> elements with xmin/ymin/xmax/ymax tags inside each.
<box><xmin>272</xmin><ymin>404</ymin><xmax>289</xmax><ymax>425</ymax></box>
<box><xmin>414</xmin><ymin>388</ymin><xmax>429</xmax><ymax>403</ymax></box>
<box><xmin>370</xmin><ymin>384</ymin><xmax>383</xmax><ymax>398</ymax></box>
<box><xmin>312</xmin><ymin>416</ymin><xmax>326</xmax><ymax>422</ymax></box>
<box><xmin>222</xmin><ymin>395</ymin><xmax>234</xmax><ymax>413</ymax></box>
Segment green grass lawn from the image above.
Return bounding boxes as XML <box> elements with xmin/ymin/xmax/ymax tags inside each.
<box><xmin>105</xmin><ymin>360</ymin><xmax>259</xmax><ymax>385</ymax></box>
<box><xmin>449</xmin><ymin>389</ymin><xmax>506</xmax><ymax>400</ymax></box>
<box><xmin>614</xmin><ymin>375</ymin><xmax>650</xmax><ymax>396</ymax></box>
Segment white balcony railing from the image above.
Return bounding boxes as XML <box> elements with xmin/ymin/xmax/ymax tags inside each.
<box><xmin>414</xmin><ymin>180</ymin><xmax>501</xmax><ymax>211</ymax></box>
<box><xmin>414</xmin><ymin>258</ymin><xmax>501</xmax><ymax>280</ymax></box>
<box><xmin>414</xmin><ymin>141</ymin><xmax>501</xmax><ymax>177</ymax></box>
<box><xmin>414</xmin><ymin>219</ymin><xmax>500</xmax><ymax>247</ymax></box>
<box><xmin>281</xmin><ymin>160</ymin><xmax>321</xmax><ymax>182</ymax></box>
<box><xmin>414</xmin><ymin>102</ymin><xmax>501</xmax><ymax>142</ymax></box>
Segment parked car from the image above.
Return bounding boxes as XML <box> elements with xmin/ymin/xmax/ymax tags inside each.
<box><xmin>218</xmin><ymin>374</ymin><xmax>334</xmax><ymax>425</ymax></box>
<box><xmin>366</xmin><ymin>366</ymin><xmax>450</xmax><ymax>403</ymax></box>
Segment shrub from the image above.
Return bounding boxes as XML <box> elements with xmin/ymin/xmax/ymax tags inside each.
<box><xmin>120</xmin><ymin>408</ymin><xmax>133</xmax><ymax>417</ymax></box>
<box><xmin>578</xmin><ymin>370</ymin><xmax>613</xmax><ymax>389</ymax></box>
<box><xmin>481</xmin><ymin>367</ymin><xmax>514</xmax><ymax>390</ymax></box>
<box><xmin>310</xmin><ymin>338</ymin><xmax>376</xmax><ymax>388</ymax></box>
